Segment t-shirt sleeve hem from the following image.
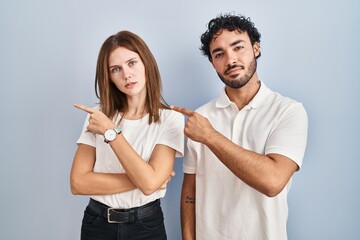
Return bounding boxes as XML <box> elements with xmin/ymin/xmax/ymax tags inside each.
<box><xmin>183</xmin><ymin>165</ymin><xmax>196</xmax><ymax>174</ymax></box>
<box><xmin>265</xmin><ymin>147</ymin><xmax>303</xmax><ymax>169</ymax></box>
<box><xmin>157</xmin><ymin>140</ymin><xmax>184</xmax><ymax>158</ymax></box>
<box><xmin>76</xmin><ymin>138</ymin><xmax>96</xmax><ymax>148</ymax></box>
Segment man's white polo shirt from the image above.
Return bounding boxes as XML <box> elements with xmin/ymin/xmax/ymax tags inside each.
<box><xmin>184</xmin><ymin>81</ymin><xmax>308</xmax><ymax>240</ymax></box>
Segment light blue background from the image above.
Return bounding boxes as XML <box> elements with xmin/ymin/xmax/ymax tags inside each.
<box><xmin>1</xmin><ymin>0</ymin><xmax>359</xmax><ymax>239</ymax></box>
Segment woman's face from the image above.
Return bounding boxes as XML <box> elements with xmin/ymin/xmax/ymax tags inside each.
<box><xmin>108</xmin><ymin>46</ymin><xmax>146</xmax><ymax>98</ymax></box>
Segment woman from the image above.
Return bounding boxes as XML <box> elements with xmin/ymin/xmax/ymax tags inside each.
<box><xmin>70</xmin><ymin>30</ymin><xmax>184</xmax><ymax>240</ymax></box>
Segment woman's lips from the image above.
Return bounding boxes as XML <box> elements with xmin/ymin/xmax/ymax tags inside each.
<box><xmin>125</xmin><ymin>82</ymin><xmax>137</xmax><ymax>88</ymax></box>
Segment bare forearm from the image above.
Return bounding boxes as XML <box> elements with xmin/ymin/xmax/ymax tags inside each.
<box><xmin>204</xmin><ymin>131</ymin><xmax>295</xmax><ymax>196</ymax></box>
<box><xmin>73</xmin><ymin>105</ymin><xmax>173</xmax><ymax>195</ymax></box>
<box><xmin>71</xmin><ymin>144</ymin><xmax>136</xmax><ymax>195</ymax></box>
<box><xmin>109</xmin><ymin>135</ymin><xmax>175</xmax><ymax>195</ymax></box>
<box><xmin>171</xmin><ymin>105</ymin><xmax>298</xmax><ymax>196</ymax></box>
<box><xmin>71</xmin><ymin>172</ymin><xmax>136</xmax><ymax>195</ymax></box>
<box><xmin>181</xmin><ymin>174</ymin><xmax>196</xmax><ymax>240</ymax></box>
<box><xmin>181</xmin><ymin>197</ymin><xmax>196</xmax><ymax>240</ymax></box>
<box><xmin>111</xmin><ymin>137</ymin><xmax>157</xmax><ymax>186</ymax></box>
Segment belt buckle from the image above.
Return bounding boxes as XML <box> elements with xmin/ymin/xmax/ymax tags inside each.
<box><xmin>107</xmin><ymin>208</ymin><xmax>128</xmax><ymax>223</ymax></box>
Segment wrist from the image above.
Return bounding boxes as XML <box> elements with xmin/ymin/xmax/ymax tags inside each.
<box><xmin>203</xmin><ymin>129</ymin><xmax>219</xmax><ymax>145</ymax></box>
<box><xmin>103</xmin><ymin>123</ymin><xmax>116</xmax><ymax>135</ymax></box>
<box><xmin>104</xmin><ymin>126</ymin><xmax>122</xmax><ymax>143</ymax></box>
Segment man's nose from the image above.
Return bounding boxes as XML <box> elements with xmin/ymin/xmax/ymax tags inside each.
<box><xmin>226</xmin><ymin>52</ymin><xmax>237</xmax><ymax>65</ymax></box>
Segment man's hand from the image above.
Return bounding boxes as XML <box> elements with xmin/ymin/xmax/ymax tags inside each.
<box><xmin>171</xmin><ymin>106</ymin><xmax>216</xmax><ymax>144</ymax></box>
<box><xmin>74</xmin><ymin>104</ymin><xmax>115</xmax><ymax>135</ymax></box>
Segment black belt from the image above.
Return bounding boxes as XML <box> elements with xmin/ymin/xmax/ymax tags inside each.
<box><xmin>88</xmin><ymin>198</ymin><xmax>160</xmax><ymax>223</ymax></box>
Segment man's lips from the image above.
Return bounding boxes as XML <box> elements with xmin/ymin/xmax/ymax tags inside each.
<box><xmin>226</xmin><ymin>68</ymin><xmax>242</xmax><ymax>75</ymax></box>
<box><xmin>224</xmin><ymin>65</ymin><xmax>244</xmax><ymax>75</ymax></box>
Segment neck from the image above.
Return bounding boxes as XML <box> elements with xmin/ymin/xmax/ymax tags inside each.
<box><xmin>225</xmin><ymin>75</ymin><xmax>261</xmax><ymax>110</ymax></box>
<box><xmin>123</xmin><ymin>95</ymin><xmax>148</xmax><ymax>120</ymax></box>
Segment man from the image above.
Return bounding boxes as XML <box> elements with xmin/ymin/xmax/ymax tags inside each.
<box><xmin>172</xmin><ymin>13</ymin><xmax>308</xmax><ymax>240</ymax></box>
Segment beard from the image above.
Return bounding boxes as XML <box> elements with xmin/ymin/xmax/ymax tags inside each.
<box><xmin>217</xmin><ymin>57</ymin><xmax>257</xmax><ymax>89</ymax></box>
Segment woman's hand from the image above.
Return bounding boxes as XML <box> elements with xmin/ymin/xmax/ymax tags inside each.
<box><xmin>160</xmin><ymin>171</ymin><xmax>175</xmax><ymax>189</ymax></box>
<box><xmin>74</xmin><ymin>104</ymin><xmax>115</xmax><ymax>135</ymax></box>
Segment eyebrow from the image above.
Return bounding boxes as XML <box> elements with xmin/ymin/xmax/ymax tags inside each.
<box><xmin>109</xmin><ymin>57</ymin><xmax>137</xmax><ymax>69</ymax></box>
<box><xmin>211</xmin><ymin>39</ymin><xmax>245</xmax><ymax>55</ymax></box>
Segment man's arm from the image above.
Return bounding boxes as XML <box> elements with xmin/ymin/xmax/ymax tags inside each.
<box><xmin>181</xmin><ymin>173</ymin><xmax>196</xmax><ymax>240</ymax></box>
<box><xmin>172</xmin><ymin>106</ymin><xmax>299</xmax><ymax>197</ymax></box>
<box><xmin>204</xmin><ymin>132</ymin><xmax>298</xmax><ymax>197</ymax></box>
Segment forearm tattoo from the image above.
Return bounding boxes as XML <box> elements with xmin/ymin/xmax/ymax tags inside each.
<box><xmin>185</xmin><ymin>195</ymin><xmax>195</xmax><ymax>204</ymax></box>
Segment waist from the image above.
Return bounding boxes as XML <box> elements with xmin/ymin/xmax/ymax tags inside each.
<box><xmin>88</xmin><ymin>198</ymin><xmax>161</xmax><ymax>223</ymax></box>
<box><xmin>90</xmin><ymin>189</ymin><xmax>166</xmax><ymax>208</ymax></box>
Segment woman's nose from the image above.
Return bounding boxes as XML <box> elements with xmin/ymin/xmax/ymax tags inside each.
<box><xmin>122</xmin><ymin>67</ymin><xmax>131</xmax><ymax>81</ymax></box>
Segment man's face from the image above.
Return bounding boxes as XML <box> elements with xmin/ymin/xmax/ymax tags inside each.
<box><xmin>209</xmin><ymin>29</ymin><xmax>260</xmax><ymax>89</ymax></box>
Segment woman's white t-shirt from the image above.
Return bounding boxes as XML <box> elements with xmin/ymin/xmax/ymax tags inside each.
<box><xmin>77</xmin><ymin>108</ymin><xmax>184</xmax><ymax>208</ymax></box>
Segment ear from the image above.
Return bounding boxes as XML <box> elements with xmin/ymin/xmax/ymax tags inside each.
<box><xmin>209</xmin><ymin>57</ymin><xmax>214</xmax><ymax>66</ymax></box>
<box><xmin>253</xmin><ymin>42</ymin><xmax>260</xmax><ymax>57</ymax></box>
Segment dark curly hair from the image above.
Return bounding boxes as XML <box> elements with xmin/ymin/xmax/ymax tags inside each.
<box><xmin>200</xmin><ymin>13</ymin><xmax>261</xmax><ymax>61</ymax></box>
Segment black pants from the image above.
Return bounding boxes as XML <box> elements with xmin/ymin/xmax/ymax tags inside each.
<box><xmin>81</xmin><ymin>199</ymin><xmax>167</xmax><ymax>240</ymax></box>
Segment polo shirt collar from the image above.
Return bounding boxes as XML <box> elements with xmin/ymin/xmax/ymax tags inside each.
<box><xmin>215</xmin><ymin>81</ymin><xmax>271</xmax><ymax>109</ymax></box>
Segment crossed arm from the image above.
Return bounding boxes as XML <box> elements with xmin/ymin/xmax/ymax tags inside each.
<box><xmin>70</xmin><ymin>104</ymin><xmax>176</xmax><ymax>196</ymax></box>
<box><xmin>70</xmin><ymin>144</ymin><xmax>137</xmax><ymax>195</ymax></box>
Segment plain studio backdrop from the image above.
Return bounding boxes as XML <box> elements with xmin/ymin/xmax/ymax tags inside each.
<box><xmin>1</xmin><ymin>0</ymin><xmax>359</xmax><ymax>239</ymax></box>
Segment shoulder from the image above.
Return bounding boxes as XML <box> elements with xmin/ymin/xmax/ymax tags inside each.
<box><xmin>266</xmin><ymin>91</ymin><xmax>308</xmax><ymax>122</ymax></box>
<box><xmin>265</xmin><ymin>87</ymin><xmax>305</xmax><ymax>110</ymax></box>
<box><xmin>194</xmin><ymin>98</ymin><xmax>218</xmax><ymax>115</ymax></box>
<box><xmin>279</xmin><ymin>95</ymin><xmax>306</xmax><ymax>113</ymax></box>
<box><xmin>159</xmin><ymin>109</ymin><xmax>185</xmax><ymax>122</ymax></box>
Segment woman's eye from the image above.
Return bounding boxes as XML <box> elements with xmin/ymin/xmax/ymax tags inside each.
<box><xmin>111</xmin><ymin>67</ymin><xmax>120</xmax><ymax>73</ymax></box>
<box><xmin>129</xmin><ymin>60</ymin><xmax>136</xmax><ymax>67</ymax></box>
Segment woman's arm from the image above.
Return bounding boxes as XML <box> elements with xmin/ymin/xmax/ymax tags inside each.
<box><xmin>109</xmin><ymin>136</ymin><xmax>176</xmax><ymax>196</ymax></box>
<box><xmin>70</xmin><ymin>143</ymin><xmax>136</xmax><ymax>195</ymax></box>
<box><xmin>72</xmin><ymin>104</ymin><xmax>177</xmax><ymax>196</ymax></box>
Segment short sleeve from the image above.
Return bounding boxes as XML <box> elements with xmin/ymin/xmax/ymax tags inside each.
<box><xmin>265</xmin><ymin>103</ymin><xmax>308</xmax><ymax>168</ymax></box>
<box><xmin>183</xmin><ymin>138</ymin><xmax>198</xmax><ymax>174</ymax></box>
<box><xmin>157</xmin><ymin>110</ymin><xmax>185</xmax><ymax>158</ymax></box>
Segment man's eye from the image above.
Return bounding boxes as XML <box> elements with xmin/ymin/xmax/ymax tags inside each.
<box><xmin>214</xmin><ymin>53</ymin><xmax>223</xmax><ymax>59</ymax></box>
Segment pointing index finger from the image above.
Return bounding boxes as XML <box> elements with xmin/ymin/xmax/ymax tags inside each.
<box><xmin>171</xmin><ymin>105</ymin><xmax>194</xmax><ymax>117</ymax></box>
<box><xmin>74</xmin><ymin>104</ymin><xmax>95</xmax><ymax>114</ymax></box>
